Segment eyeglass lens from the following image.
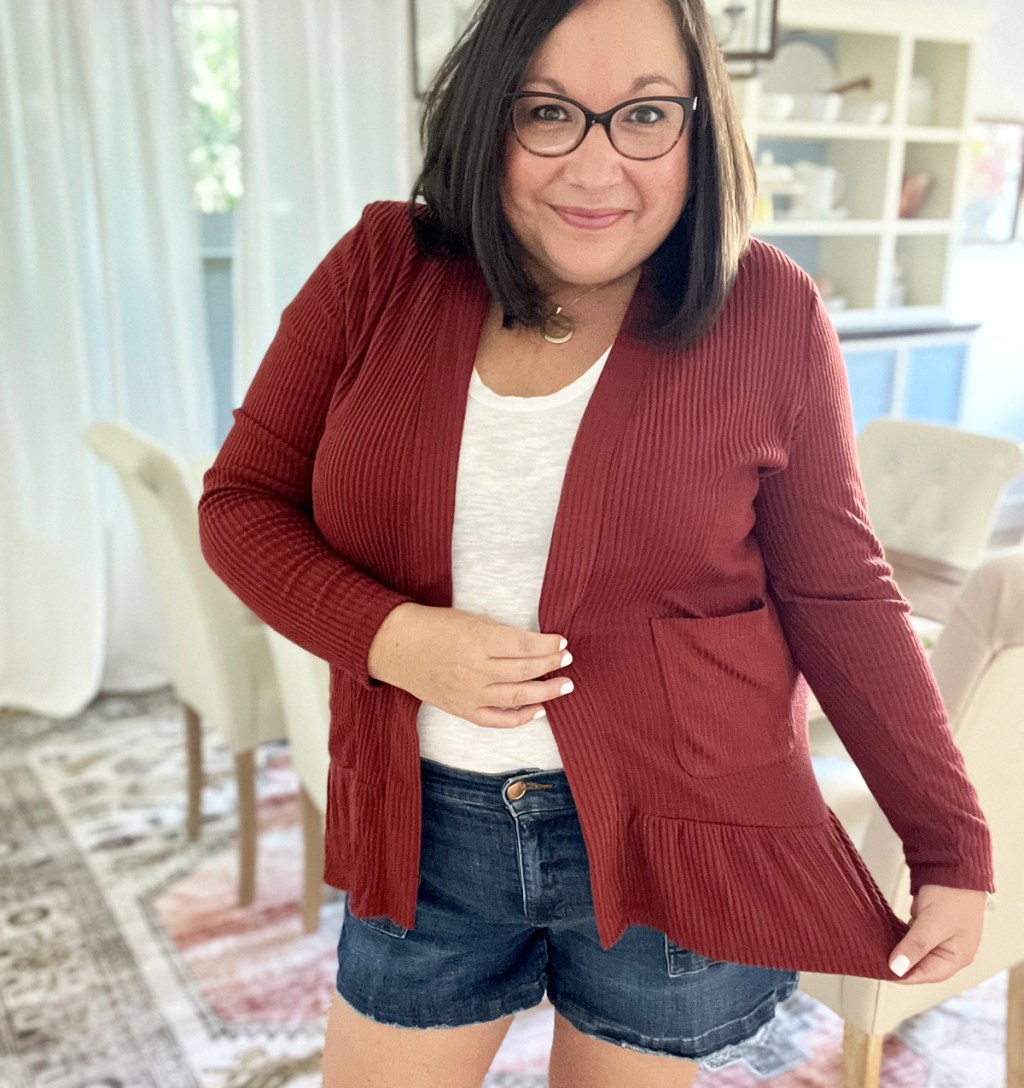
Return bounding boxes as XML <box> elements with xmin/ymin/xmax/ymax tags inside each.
<box><xmin>511</xmin><ymin>96</ymin><xmax>688</xmax><ymax>159</ymax></box>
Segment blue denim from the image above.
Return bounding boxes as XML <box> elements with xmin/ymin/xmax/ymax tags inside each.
<box><xmin>336</xmin><ymin>757</ymin><xmax>799</xmax><ymax>1066</ymax></box>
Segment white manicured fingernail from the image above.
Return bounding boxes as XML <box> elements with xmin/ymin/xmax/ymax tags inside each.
<box><xmin>532</xmin><ymin>709</ymin><xmax>545</xmax><ymax>720</ymax></box>
<box><xmin>561</xmin><ymin>651</ymin><xmax>573</xmax><ymax>667</ymax></box>
<box><xmin>558</xmin><ymin>637</ymin><xmax>568</xmax><ymax>650</ymax></box>
<box><xmin>560</xmin><ymin>680</ymin><xmax>574</xmax><ymax>695</ymax></box>
<box><xmin>889</xmin><ymin>954</ymin><xmax>910</xmax><ymax>977</ymax></box>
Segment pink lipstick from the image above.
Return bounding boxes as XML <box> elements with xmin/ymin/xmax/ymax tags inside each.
<box><xmin>553</xmin><ymin>206</ymin><xmax>628</xmax><ymax>230</ymax></box>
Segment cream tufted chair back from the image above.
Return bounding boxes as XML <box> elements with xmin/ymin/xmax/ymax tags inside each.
<box><xmin>83</xmin><ymin>420</ymin><xmax>285</xmax><ymax>906</ymax></box>
<box><xmin>856</xmin><ymin>419</ymin><xmax>1024</xmax><ymax>571</ymax></box>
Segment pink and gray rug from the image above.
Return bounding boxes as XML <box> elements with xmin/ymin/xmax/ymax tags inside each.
<box><xmin>0</xmin><ymin>689</ymin><xmax>1008</xmax><ymax>1086</ymax></box>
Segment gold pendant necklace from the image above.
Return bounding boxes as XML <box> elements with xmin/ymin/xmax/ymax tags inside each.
<box><xmin>542</xmin><ymin>284</ymin><xmax>603</xmax><ymax>344</ymax></box>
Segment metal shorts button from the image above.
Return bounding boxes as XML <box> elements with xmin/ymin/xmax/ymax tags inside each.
<box><xmin>506</xmin><ymin>781</ymin><xmax>527</xmax><ymax>801</ymax></box>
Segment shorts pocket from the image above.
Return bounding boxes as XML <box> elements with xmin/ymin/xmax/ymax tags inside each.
<box><xmin>361</xmin><ymin>915</ymin><xmax>409</xmax><ymax>939</ymax></box>
<box><xmin>650</xmin><ymin>600</ymin><xmax>797</xmax><ymax>778</ymax></box>
<box><xmin>345</xmin><ymin>897</ymin><xmax>410</xmax><ymax>939</ymax></box>
<box><xmin>664</xmin><ymin>936</ymin><xmax>717</xmax><ymax>976</ymax></box>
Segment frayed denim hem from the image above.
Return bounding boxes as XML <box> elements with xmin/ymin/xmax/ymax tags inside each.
<box><xmin>550</xmin><ymin>973</ymin><xmax>797</xmax><ymax>1067</ymax></box>
<box><xmin>334</xmin><ymin>984</ymin><xmax>545</xmax><ymax>1031</ymax></box>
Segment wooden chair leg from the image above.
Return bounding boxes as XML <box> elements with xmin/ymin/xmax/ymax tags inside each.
<box><xmin>842</xmin><ymin>1022</ymin><xmax>883</xmax><ymax>1088</ymax></box>
<box><xmin>300</xmin><ymin>787</ymin><xmax>325</xmax><ymax>934</ymax></box>
<box><xmin>1009</xmin><ymin>961</ymin><xmax>1024</xmax><ymax>1088</ymax></box>
<box><xmin>234</xmin><ymin>749</ymin><xmax>257</xmax><ymax>908</ymax></box>
<box><xmin>183</xmin><ymin>705</ymin><xmax>202</xmax><ymax>842</ymax></box>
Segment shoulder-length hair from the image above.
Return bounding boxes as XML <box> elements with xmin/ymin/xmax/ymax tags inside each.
<box><xmin>411</xmin><ymin>0</ymin><xmax>756</xmax><ymax>348</ymax></box>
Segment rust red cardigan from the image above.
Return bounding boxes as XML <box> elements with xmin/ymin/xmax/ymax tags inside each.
<box><xmin>198</xmin><ymin>200</ymin><xmax>994</xmax><ymax>979</ymax></box>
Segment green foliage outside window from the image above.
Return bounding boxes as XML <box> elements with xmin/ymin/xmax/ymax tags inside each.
<box><xmin>177</xmin><ymin>3</ymin><xmax>242</xmax><ymax>212</ymax></box>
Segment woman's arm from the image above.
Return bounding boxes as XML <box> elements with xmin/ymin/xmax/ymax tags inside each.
<box><xmin>753</xmin><ymin>290</ymin><xmax>995</xmax><ymax>896</ymax></box>
<box><xmin>198</xmin><ymin>213</ymin><xmax>413</xmax><ymax>688</ymax></box>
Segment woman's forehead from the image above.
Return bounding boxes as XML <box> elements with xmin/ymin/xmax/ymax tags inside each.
<box><xmin>522</xmin><ymin>0</ymin><xmax>689</xmax><ymax>97</ymax></box>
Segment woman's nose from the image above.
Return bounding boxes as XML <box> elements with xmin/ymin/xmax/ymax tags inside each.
<box><xmin>561</xmin><ymin>121</ymin><xmax>625</xmax><ymax>186</ymax></box>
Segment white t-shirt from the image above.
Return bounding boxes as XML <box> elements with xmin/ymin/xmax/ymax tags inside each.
<box><xmin>415</xmin><ymin>345</ymin><xmax>613</xmax><ymax>773</ymax></box>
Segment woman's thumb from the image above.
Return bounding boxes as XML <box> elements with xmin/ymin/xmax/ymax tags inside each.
<box><xmin>888</xmin><ymin>951</ymin><xmax>912</xmax><ymax>977</ymax></box>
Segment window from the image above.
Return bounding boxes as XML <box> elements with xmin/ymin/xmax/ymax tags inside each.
<box><xmin>174</xmin><ymin>0</ymin><xmax>242</xmax><ymax>212</ymax></box>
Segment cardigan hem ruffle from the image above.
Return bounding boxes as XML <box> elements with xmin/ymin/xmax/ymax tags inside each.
<box><xmin>586</xmin><ymin>805</ymin><xmax>911</xmax><ymax>979</ymax></box>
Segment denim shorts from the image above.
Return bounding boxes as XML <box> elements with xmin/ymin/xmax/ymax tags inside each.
<box><xmin>336</xmin><ymin>757</ymin><xmax>799</xmax><ymax>1067</ymax></box>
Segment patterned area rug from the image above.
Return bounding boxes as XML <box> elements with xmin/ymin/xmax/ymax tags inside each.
<box><xmin>0</xmin><ymin>689</ymin><xmax>1008</xmax><ymax>1087</ymax></box>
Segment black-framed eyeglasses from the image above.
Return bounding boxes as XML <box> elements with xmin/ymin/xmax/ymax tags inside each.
<box><xmin>506</xmin><ymin>91</ymin><xmax>698</xmax><ymax>161</ymax></box>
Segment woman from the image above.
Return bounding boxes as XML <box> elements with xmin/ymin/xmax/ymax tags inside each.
<box><xmin>198</xmin><ymin>0</ymin><xmax>995</xmax><ymax>1084</ymax></box>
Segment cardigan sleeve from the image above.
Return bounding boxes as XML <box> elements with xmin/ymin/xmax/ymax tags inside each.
<box><xmin>753</xmin><ymin>290</ymin><xmax>995</xmax><ymax>896</ymax></box>
<box><xmin>198</xmin><ymin>207</ymin><xmax>414</xmax><ymax>688</ymax></box>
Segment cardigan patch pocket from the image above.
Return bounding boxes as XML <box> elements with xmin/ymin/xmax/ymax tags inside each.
<box><xmin>650</xmin><ymin>602</ymin><xmax>796</xmax><ymax>778</ymax></box>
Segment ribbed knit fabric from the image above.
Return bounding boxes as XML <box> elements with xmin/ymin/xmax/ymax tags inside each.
<box><xmin>198</xmin><ymin>200</ymin><xmax>995</xmax><ymax>980</ymax></box>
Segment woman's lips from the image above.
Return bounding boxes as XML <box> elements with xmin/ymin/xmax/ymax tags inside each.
<box><xmin>553</xmin><ymin>206</ymin><xmax>628</xmax><ymax>230</ymax></box>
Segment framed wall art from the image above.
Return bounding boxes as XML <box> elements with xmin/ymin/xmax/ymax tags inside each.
<box><xmin>961</xmin><ymin>119</ymin><xmax>1024</xmax><ymax>243</ymax></box>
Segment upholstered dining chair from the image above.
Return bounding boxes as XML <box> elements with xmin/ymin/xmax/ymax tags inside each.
<box><xmin>804</xmin><ymin>549</ymin><xmax>1024</xmax><ymax>1088</ymax></box>
<box><xmin>857</xmin><ymin>419</ymin><xmax>1024</xmax><ymax>616</ymax></box>
<box><xmin>807</xmin><ymin>420</ymin><xmax>1024</xmax><ymax>744</ymax></box>
<box><xmin>83</xmin><ymin>421</ymin><xmax>285</xmax><ymax>907</ymax></box>
<box><xmin>262</xmin><ymin>626</ymin><xmax>331</xmax><ymax>932</ymax></box>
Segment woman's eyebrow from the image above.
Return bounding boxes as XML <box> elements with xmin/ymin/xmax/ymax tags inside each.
<box><xmin>523</xmin><ymin>74</ymin><xmax>685</xmax><ymax>95</ymax></box>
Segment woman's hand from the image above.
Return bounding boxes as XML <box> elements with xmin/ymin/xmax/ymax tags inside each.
<box><xmin>367</xmin><ymin>603</ymin><xmax>574</xmax><ymax>729</ymax></box>
<box><xmin>887</xmin><ymin>884</ymin><xmax>987</xmax><ymax>984</ymax></box>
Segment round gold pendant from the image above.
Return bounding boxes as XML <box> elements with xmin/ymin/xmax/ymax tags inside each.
<box><xmin>543</xmin><ymin>307</ymin><xmax>573</xmax><ymax>345</ymax></box>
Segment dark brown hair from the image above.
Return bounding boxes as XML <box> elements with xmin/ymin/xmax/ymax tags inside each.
<box><xmin>411</xmin><ymin>0</ymin><xmax>756</xmax><ymax>348</ymax></box>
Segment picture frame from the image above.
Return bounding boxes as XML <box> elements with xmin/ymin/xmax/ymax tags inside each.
<box><xmin>961</xmin><ymin>118</ymin><xmax>1024</xmax><ymax>244</ymax></box>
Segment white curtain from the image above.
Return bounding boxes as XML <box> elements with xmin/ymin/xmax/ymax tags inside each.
<box><xmin>0</xmin><ymin>0</ymin><xmax>215</xmax><ymax>715</ymax></box>
<box><xmin>233</xmin><ymin>0</ymin><xmax>415</xmax><ymax>394</ymax></box>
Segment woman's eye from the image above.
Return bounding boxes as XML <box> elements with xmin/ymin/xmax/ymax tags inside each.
<box><xmin>531</xmin><ymin>105</ymin><xmax>571</xmax><ymax>123</ymax></box>
<box><xmin>624</xmin><ymin>104</ymin><xmax>666</xmax><ymax>125</ymax></box>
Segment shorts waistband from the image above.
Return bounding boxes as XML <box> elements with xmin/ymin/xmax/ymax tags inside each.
<box><xmin>419</xmin><ymin>756</ymin><xmax>574</xmax><ymax>812</ymax></box>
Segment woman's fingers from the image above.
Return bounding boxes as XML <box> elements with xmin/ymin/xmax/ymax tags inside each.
<box><xmin>473</xmin><ymin>704</ymin><xmax>549</xmax><ymax>730</ymax></box>
<box><xmin>469</xmin><ymin>674</ymin><xmax>576</xmax><ymax>730</ymax></box>
<box><xmin>483</xmin><ymin>675</ymin><xmax>575</xmax><ymax>710</ymax></box>
<box><xmin>483</xmin><ymin>624</ymin><xmax>567</xmax><ymax>661</ymax></box>
<box><xmin>486</xmin><ymin>648</ymin><xmax>573</xmax><ymax>684</ymax></box>
<box><xmin>892</xmin><ymin>945</ymin><xmax>961</xmax><ymax>984</ymax></box>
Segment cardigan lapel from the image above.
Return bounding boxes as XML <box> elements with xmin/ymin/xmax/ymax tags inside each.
<box><xmin>407</xmin><ymin>257</ymin><xmax>490</xmax><ymax>608</ymax></box>
<box><xmin>537</xmin><ymin>295</ymin><xmax>656</xmax><ymax>634</ymax></box>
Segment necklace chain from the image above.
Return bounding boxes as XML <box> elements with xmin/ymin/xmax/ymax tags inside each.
<box><xmin>542</xmin><ymin>283</ymin><xmax>604</xmax><ymax>345</ymax></box>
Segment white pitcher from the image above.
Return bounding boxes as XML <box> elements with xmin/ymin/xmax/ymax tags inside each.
<box><xmin>791</xmin><ymin>162</ymin><xmax>846</xmax><ymax>218</ymax></box>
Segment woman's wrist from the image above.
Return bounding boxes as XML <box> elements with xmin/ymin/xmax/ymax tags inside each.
<box><xmin>367</xmin><ymin>601</ymin><xmax>423</xmax><ymax>684</ymax></box>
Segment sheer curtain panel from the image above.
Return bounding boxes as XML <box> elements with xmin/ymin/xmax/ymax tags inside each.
<box><xmin>233</xmin><ymin>0</ymin><xmax>414</xmax><ymax>395</ymax></box>
<box><xmin>0</xmin><ymin>0</ymin><xmax>214</xmax><ymax>714</ymax></box>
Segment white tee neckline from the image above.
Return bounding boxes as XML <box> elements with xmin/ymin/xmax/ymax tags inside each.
<box><xmin>470</xmin><ymin>344</ymin><xmax>613</xmax><ymax>412</ymax></box>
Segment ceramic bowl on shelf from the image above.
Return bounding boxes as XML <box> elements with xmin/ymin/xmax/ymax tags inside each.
<box><xmin>757</xmin><ymin>92</ymin><xmax>796</xmax><ymax>122</ymax></box>
<box><xmin>838</xmin><ymin>97</ymin><xmax>890</xmax><ymax>125</ymax></box>
<box><xmin>789</xmin><ymin>92</ymin><xmax>843</xmax><ymax>122</ymax></box>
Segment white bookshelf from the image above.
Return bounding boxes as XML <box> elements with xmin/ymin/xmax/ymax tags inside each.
<box><xmin>733</xmin><ymin>0</ymin><xmax>986</xmax><ymax>332</ymax></box>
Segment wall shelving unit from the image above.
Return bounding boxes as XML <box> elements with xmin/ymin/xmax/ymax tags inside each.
<box><xmin>733</xmin><ymin>0</ymin><xmax>985</xmax><ymax>333</ymax></box>
<box><xmin>731</xmin><ymin>0</ymin><xmax>988</xmax><ymax>431</ymax></box>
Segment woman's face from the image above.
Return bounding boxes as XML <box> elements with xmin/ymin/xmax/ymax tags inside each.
<box><xmin>501</xmin><ymin>0</ymin><xmax>694</xmax><ymax>295</ymax></box>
